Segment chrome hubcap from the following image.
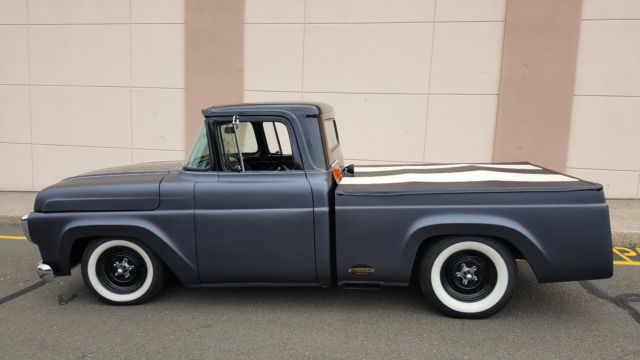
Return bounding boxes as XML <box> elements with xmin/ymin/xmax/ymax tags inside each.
<box><xmin>113</xmin><ymin>258</ymin><xmax>135</xmax><ymax>279</ymax></box>
<box><xmin>455</xmin><ymin>263</ymin><xmax>478</xmax><ymax>285</ymax></box>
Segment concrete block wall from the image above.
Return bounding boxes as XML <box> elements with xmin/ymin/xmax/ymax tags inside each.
<box><xmin>243</xmin><ymin>0</ymin><xmax>506</xmax><ymax>166</ymax></box>
<box><xmin>0</xmin><ymin>0</ymin><xmax>185</xmax><ymax>190</ymax></box>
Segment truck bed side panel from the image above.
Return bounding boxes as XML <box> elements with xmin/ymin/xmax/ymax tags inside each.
<box><xmin>334</xmin><ymin>190</ymin><xmax>612</xmax><ymax>285</ymax></box>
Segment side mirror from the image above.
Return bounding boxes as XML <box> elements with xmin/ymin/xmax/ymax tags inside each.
<box><xmin>343</xmin><ymin>164</ymin><xmax>355</xmax><ymax>176</ymax></box>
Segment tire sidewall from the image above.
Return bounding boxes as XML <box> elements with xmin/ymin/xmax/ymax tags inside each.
<box><xmin>81</xmin><ymin>238</ymin><xmax>164</xmax><ymax>305</ymax></box>
<box><xmin>420</xmin><ymin>237</ymin><xmax>517</xmax><ymax>318</ymax></box>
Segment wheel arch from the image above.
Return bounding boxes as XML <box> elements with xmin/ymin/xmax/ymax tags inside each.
<box><xmin>59</xmin><ymin>223</ymin><xmax>198</xmax><ymax>285</ymax></box>
<box><xmin>404</xmin><ymin>214</ymin><xmax>550</xmax><ymax>282</ymax></box>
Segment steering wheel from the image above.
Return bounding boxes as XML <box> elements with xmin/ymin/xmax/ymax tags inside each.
<box><xmin>225</xmin><ymin>154</ymin><xmax>251</xmax><ymax>171</ymax></box>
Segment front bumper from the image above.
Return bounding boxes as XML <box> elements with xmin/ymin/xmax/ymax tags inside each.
<box><xmin>36</xmin><ymin>261</ymin><xmax>54</xmax><ymax>282</ymax></box>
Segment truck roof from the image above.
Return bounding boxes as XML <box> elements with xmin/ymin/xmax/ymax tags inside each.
<box><xmin>202</xmin><ymin>102</ymin><xmax>335</xmax><ymax>118</ymax></box>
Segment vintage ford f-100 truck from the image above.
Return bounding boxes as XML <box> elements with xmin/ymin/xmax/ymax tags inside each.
<box><xmin>22</xmin><ymin>103</ymin><xmax>612</xmax><ymax>318</ymax></box>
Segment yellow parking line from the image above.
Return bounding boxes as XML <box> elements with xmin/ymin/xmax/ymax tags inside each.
<box><xmin>614</xmin><ymin>260</ymin><xmax>640</xmax><ymax>266</ymax></box>
<box><xmin>612</xmin><ymin>246</ymin><xmax>640</xmax><ymax>266</ymax></box>
<box><xmin>0</xmin><ymin>235</ymin><xmax>26</xmax><ymax>240</ymax></box>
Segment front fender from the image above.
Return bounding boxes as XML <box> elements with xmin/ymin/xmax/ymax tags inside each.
<box><xmin>29</xmin><ymin>211</ymin><xmax>198</xmax><ymax>285</ymax></box>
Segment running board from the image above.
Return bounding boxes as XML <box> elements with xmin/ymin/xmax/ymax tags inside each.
<box><xmin>340</xmin><ymin>282</ymin><xmax>382</xmax><ymax>290</ymax></box>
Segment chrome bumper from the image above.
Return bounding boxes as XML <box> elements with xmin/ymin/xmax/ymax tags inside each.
<box><xmin>21</xmin><ymin>213</ymin><xmax>32</xmax><ymax>243</ymax></box>
<box><xmin>36</xmin><ymin>262</ymin><xmax>54</xmax><ymax>282</ymax></box>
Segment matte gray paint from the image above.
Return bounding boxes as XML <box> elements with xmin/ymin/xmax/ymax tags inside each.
<box><xmin>27</xmin><ymin>103</ymin><xmax>612</xmax><ymax>290</ymax></box>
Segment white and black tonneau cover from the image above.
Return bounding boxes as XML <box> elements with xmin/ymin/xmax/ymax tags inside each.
<box><xmin>336</xmin><ymin>163</ymin><xmax>602</xmax><ymax>195</ymax></box>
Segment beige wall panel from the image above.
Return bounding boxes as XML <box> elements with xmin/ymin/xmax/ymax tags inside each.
<box><xmin>30</xmin><ymin>25</ymin><xmax>130</xmax><ymax>86</ymax></box>
<box><xmin>132</xmin><ymin>0</ymin><xmax>184</xmax><ymax>23</ymax></box>
<box><xmin>0</xmin><ymin>143</ymin><xmax>32</xmax><ymax>190</ymax></box>
<box><xmin>582</xmin><ymin>0</ymin><xmax>640</xmax><ymax>20</ymax></box>
<box><xmin>132</xmin><ymin>149</ymin><xmax>184</xmax><ymax>163</ymax></box>
<box><xmin>28</xmin><ymin>0</ymin><xmax>129</xmax><ymax>24</ymax></box>
<box><xmin>132</xmin><ymin>88</ymin><xmax>184</xmax><ymax>151</ymax></box>
<box><xmin>245</xmin><ymin>0</ymin><xmax>304</xmax><ymax>23</ymax></box>
<box><xmin>305</xmin><ymin>0</ymin><xmax>435</xmax><ymax>23</ymax></box>
<box><xmin>567</xmin><ymin>168</ymin><xmax>639</xmax><ymax>199</ymax></box>
<box><xmin>430</xmin><ymin>22</ymin><xmax>503</xmax><ymax>94</ymax></box>
<box><xmin>575</xmin><ymin>21</ymin><xmax>640</xmax><ymax>96</ymax></box>
<box><xmin>0</xmin><ymin>85</ymin><xmax>30</xmax><ymax>143</ymax></box>
<box><xmin>425</xmin><ymin>95</ymin><xmax>497</xmax><ymax>163</ymax></box>
<box><xmin>303</xmin><ymin>92</ymin><xmax>428</xmax><ymax>162</ymax></box>
<box><xmin>0</xmin><ymin>26</ymin><xmax>29</xmax><ymax>84</ymax></box>
<box><xmin>304</xmin><ymin>23</ymin><xmax>432</xmax><ymax>93</ymax></box>
<box><xmin>244</xmin><ymin>91</ymin><xmax>302</xmax><ymax>102</ymax></box>
<box><xmin>31</xmin><ymin>86</ymin><xmax>131</xmax><ymax>148</ymax></box>
<box><xmin>132</xmin><ymin>24</ymin><xmax>185</xmax><ymax>88</ymax></box>
<box><xmin>0</xmin><ymin>0</ymin><xmax>27</xmax><ymax>24</ymax></box>
<box><xmin>567</xmin><ymin>96</ymin><xmax>640</xmax><ymax>171</ymax></box>
<box><xmin>32</xmin><ymin>145</ymin><xmax>131</xmax><ymax>189</ymax></box>
<box><xmin>435</xmin><ymin>0</ymin><xmax>506</xmax><ymax>21</ymax></box>
<box><xmin>244</xmin><ymin>24</ymin><xmax>303</xmax><ymax>91</ymax></box>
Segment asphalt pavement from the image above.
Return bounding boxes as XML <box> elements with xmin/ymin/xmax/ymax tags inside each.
<box><xmin>0</xmin><ymin>223</ymin><xmax>639</xmax><ymax>360</ymax></box>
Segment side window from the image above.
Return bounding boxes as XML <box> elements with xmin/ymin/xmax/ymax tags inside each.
<box><xmin>217</xmin><ymin>120</ymin><xmax>297</xmax><ymax>172</ymax></box>
<box><xmin>218</xmin><ymin>122</ymin><xmax>258</xmax><ymax>171</ymax></box>
<box><xmin>184</xmin><ymin>127</ymin><xmax>211</xmax><ymax>170</ymax></box>
<box><xmin>263</xmin><ymin>122</ymin><xmax>292</xmax><ymax>155</ymax></box>
<box><xmin>221</xmin><ymin>122</ymin><xmax>257</xmax><ymax>154</ymax></box>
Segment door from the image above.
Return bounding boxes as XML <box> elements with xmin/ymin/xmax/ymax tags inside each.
<box><xmin>195</xmin><ymin>116</ymin><xmax>317</xmax><ymax>284</ymax></box>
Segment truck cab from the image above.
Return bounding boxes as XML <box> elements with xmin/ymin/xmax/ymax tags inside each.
<box><xmin>185</xmin><ymin>103</ymin><xmax>341</xmax><ymax>285</ymax></box>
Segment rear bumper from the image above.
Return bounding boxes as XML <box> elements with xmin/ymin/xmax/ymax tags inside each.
<box><xmin>36</xmin><ymin>261</ymin><xmax>55</xmax><ymax>282</ymax></box>
<box><xmin>21</xmin><ymin>213</ymin><xmax>32</xmax><ymax>243</ymax></box>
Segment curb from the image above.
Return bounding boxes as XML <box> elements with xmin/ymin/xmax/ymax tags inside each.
<box><xmin>0</xmin><ymin>215</ymin><xmax>21</xmax><ymax>226</ymax></box>
<box><xmin>612</xmin><ymin>231</ymin><xmax>640</xmax><ymax>247</ymax></box>
<box><xmin>0</xmin><ymin>214</ymin><xmax>638</xmax><ymax>246</ymax></box>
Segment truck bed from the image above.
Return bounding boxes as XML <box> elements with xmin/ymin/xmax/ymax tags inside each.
<box><xmin>337</xmin><ymin>163</ymin><xmax>600</xmax><ymax>195</ymax></box>
<box><xmin>334</xmin><ymin>162</ymin><xmax>611</xmax><ymax>286</ymax></box>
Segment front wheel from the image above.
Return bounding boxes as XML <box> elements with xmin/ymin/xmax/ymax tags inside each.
<box><xmin>419</xmin><ymin>237</ymin><xmax>517</xmax><ymax>318</ymax></box>
<box><xmin>81</xmin><ymin>238</ymin><xmax>165</xmax><ymax>305</ymax></box>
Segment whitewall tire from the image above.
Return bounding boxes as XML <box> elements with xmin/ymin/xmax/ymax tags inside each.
<box><xmin>81</xmin><ymin>238</ymin><xmax>165</xmax><ymax>305</ymax></box>
<box><xmin>419</xmin><ymin>237</ymin><xmax>517</xmax><ymax>318</ymax></box>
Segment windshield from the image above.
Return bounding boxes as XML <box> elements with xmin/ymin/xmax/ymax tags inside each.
<box><xmin>184</xmin><ymin>127</ymin><xmax>211</xmax><ymax>170</ymax></box>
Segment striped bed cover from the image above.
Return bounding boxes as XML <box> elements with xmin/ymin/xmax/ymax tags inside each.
<box><xmin>336</xmin><ymin>163</ymin><xmax>601</xmax><ymax>195</ymax></box>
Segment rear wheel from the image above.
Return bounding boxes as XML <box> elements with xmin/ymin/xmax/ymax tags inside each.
<box><xmin>81</xmin><ymin>238</ymin><xmax>165</xmax><ymax>305</ymax></box>
<box><xmin>419</xmin><ymin>237</ymin><xmax>517</xmax><ymax>318</ymax></box>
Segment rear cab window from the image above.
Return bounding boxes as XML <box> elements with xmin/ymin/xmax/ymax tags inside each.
<box><xmin>323</xmin><ymin>118</ymin><xmax>339</xmax><ymax>151</ymax></box>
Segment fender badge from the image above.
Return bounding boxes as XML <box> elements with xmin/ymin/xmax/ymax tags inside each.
<box><xmin>348</xmin><ymin>264</ymin><xmax>376</xmax><ymax>276</ymax></box>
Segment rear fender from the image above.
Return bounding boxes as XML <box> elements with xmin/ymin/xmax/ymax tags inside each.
<box><xmin>404</xmin><ymin>214</ymin><xmax>550</xmax><ymax>281</ymax></box>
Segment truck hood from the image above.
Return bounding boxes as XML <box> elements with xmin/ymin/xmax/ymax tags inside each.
<box><xmin>34</xmin><ymin>161</ymin><xmax>184</xmax><ymax>213</ymax></box>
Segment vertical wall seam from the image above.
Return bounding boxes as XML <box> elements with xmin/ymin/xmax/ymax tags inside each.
<box><xmin>26</xmin><ymin>0</ymin><xmax>34</xmax><ymax>190</ymax></box>
<box><xmin>300</xmin><ymin>0</ymin><xmax>307</xmax><ymax>99</ymax></box>
<box><xmin>492</xmin><ymin>0</ymin><xmax>509</xmax><ymax>162</ymax></box>
<box><xmin>129</xmin><ymin>0</ymin><xmax>133</xmax><ymax>164</ymax></box>
<box><xmin>420</xmin><ymin>0</ymin><xmax>438</xmax><ymax>163</ymax></box>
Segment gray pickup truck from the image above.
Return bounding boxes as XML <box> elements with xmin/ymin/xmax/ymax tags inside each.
<box><xmin>22</xmin><ymin>103</ymin><xmax>612</xmax><ymax>318</ymax></box>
